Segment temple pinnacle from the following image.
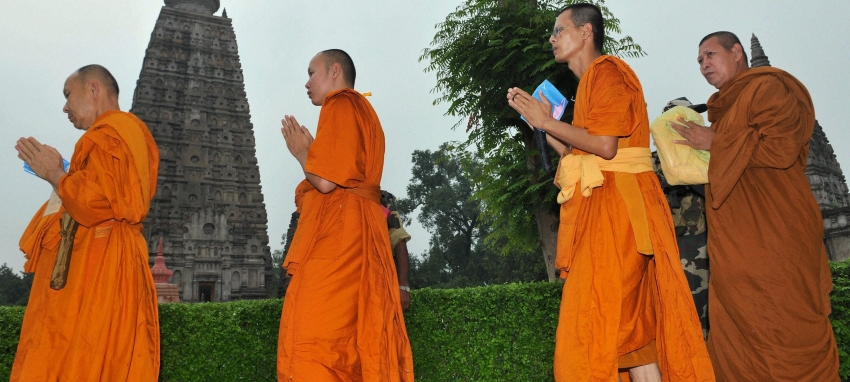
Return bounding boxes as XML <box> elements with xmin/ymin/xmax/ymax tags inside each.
<box><xmin>222</xmin><ymin>8</ymin><xmax>228</xmax><ymax>18</ymax></box>
<box><xmin>750</xmin><ymin>34</ymin><xmax>771</xmax><ymax>68</ymax></box>
<box><xmin>163</xmin><ymin>0</ymin><xmax>220</xmax><ymax>15</ymax></box>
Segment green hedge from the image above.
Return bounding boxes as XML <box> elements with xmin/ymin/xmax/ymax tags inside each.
<box><xmin>0</xmin><ymin>307</ymin><xmax>23</xmax><ymax>379</ymax></box>
<box><xmin>0</xmin><ymin>264</ymin><xmax>848</xmax><ymax>381</ymax></box>
<box><xmin>830</xmin><ymin>261</ymin><xmax>850</xmax><ymax>379</ymax></box>
<box><xmin>407</xmin><ymin>282</ymin><xmax>560</xmax><ymax>381</ymax></box>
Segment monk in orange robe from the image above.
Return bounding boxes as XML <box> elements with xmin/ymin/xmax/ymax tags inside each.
<box><xmin>11</xmin><ymin>65</ymin><xmax>160</xmax><ymax>381</ymax></box>
<box><xmin>277</xmin><ymin>49</ymin><xmax>413</xmax><ymax>381</ymax></box>
<box><xmin>508</xmin><ymin>4</ymin><xmax>713</xmax><ymax>381</ymax></box>
<box><xmin>672</xmin><ymin>31</ymin><xmax>839</xmax><ymax>381</ymax></box>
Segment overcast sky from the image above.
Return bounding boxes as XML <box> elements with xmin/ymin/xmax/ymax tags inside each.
<box><xmin>1</xmin><ymin>0</ymin><xmax>847</xmax><ymax>273</ymax></box>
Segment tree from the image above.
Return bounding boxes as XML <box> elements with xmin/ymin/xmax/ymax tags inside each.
<box><xmin>270</xmin><ymin>248</ymin><xmax>284</xmax><ymax>298</ymax></box>
<box><xmin>0</xmin><ymin>264</ymin><xmax>33</xmax><ymax>306</ymax></box>
<box><xmin>274</xmin><ymin>211</ymin><xmax>300</xmax><ymax>297</ymax></box>
<box><xmin>398</xmin><ymin>143</ymin><xmax>546</xmax><ymax>288</ymax></box>
<box><xmin>420</xmin><ymin>0</ymin><xmax>644</xmax><ymax>280</ymax></box>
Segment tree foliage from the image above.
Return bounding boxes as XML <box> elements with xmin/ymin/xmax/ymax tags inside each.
<box><xmin>0</xmin><ymin>264</ymin><xmax>32</xmax><ymax>306</ymax></box>
<box><xmin>269</xmin><ymin>248</ymin><xmax>284</xmax><ymax>298</ymax></box>
<box><xmin>398</xmin><ymin>143</ymin><xmax>546</xmax><ymax>288</ymax></box>
<box><xmin>420</xmin><ymin>0</ymin><xmax>644</xmax><ymax>255</ymax></box>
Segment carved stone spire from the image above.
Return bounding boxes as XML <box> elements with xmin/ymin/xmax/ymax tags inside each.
<box><xmin>750</xmin><ymin>34</ymin><xmax>771</xmax><ymax>68</ymax></box>
<box><xmin>222</xmin><ymin>8</ymin><xmax>228</xmax><ymax>18</ymax></box>
<box><xmin>133</xmin><ymin>2</ymin><xmax>272</xmax><ymax>301</ymax></box>
<box><xmin>164</xmin><ymin>0</ymin><xmax>220</xmax><ymax>15</ymax></box>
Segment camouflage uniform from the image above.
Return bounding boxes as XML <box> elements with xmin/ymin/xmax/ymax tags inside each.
<box><xmin>652</xmin><ymin>152</ymin><xmax>710</xmax><ymax>339</ymax></box>
<box><xmin>381</xmin><ymin>191</ymin><xmax>412</xmax><ymax>254</ymax></box>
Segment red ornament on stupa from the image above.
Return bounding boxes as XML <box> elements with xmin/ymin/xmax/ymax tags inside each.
<box><xmin>151</xmin><ymin>238</ymin><xmax>173</xmax><ymax>283</ymax></box>
<box><xmin>151</xmin><ymin>237</ymin><xmax>180</xmax><ymax>303</ymax></box>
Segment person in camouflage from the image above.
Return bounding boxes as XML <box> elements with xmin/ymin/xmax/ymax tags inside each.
<box><xmin>382</xmin><ymin>190</ymin><xmax>412</xmax><ymax>311</ymax></box>
<box><xmin>652</xmin><ymin>97</ymin><xmax>710</xmax><ymax>339</ymax></box>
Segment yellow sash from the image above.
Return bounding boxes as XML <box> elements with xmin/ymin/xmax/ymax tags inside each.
<box><xmin>554</xmin><ymin>147</ymin><xmax>655</xmax><ymax>255</ymax></box>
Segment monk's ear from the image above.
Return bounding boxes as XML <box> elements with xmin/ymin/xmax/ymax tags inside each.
<box><xmin>87</xmin><ymin>79</ymin><xmax>100</xmax><ymax>100</ymax></box>
<box><xmin>330</xmin><ymin>63</ymin><xmax>341</xmax><ymax>80</ymax></box>
<box><xmin>732</xmin><ymin>43</ymin><xmax>743</xmax><ymax>62</ymax></box>
<box><xmin>580</xmin><ymin>23</ymin><xmax>591</xmax><ymax>41</ymax></box>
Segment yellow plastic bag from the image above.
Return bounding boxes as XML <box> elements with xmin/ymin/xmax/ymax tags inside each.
<box><xmin>649</xmin><ymin>106</ymin><xmax>710</xmax><ymax>185</ymax></box>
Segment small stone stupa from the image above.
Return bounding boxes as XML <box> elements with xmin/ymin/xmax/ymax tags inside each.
<box><xmin>750</xmin><ymin>34</ymin><xmax>770</xmax><ymax>68</ymax></box>
<box><xmin>151</xmin><ymin>238</ymin><xmax>181</xmax><ymax>303</ymax></box>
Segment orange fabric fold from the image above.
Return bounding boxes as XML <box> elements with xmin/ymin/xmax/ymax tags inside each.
<box><xmin>11</xmin><ymin>110</ymin><xmax>161</xmax><ymax>382</ymax></box>
<box><xmin>704</xmin><ymin>67</ymin><xmax>839</xmax><ymax>381</ymax></box>
<box><xmin>278</xmin><ymin>89</ymin><xmax>414</xmax><ymax>382</ymax></box>
<box><xmin>552</xmin><ymin>55</ymin><xmax>714</xmax><ymax>382</ymax></box>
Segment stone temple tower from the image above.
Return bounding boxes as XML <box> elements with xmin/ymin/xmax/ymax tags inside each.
<box><xmin>751</xmin><ymin>34</ymin><xmax>850</xmax><ymax>261</ymax></box>
<box><xmin>130</xmin><ymin>0</ymin><xmax>272</xmax><ymax>301</ymax></box>
<box><xmin>808</xmin><ymin>122</ymin><xmax>850</xmax><ymax>261</ymax></box>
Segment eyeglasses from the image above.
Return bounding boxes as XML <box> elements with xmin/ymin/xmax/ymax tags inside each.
<box><xmin>551</xmin><ymin>24</ymin><xmax>579</xmax><ymax>38</ymax></box>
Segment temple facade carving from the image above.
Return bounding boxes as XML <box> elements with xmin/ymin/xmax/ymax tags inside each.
<box><xmin>131</xmin><ymin>0</ymin><xmax>272</xmax><ymax>301</ymax></box>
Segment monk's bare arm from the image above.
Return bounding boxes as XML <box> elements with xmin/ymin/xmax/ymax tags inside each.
<box><xmin>304</xmin><ymin>173</ymin><xmax>337</xmax><ymax>193</ymax></box>
<box><xmin>544</xmin><ymin>131</ymin><xmax>569</xmax><ymax>156</ymax></box>
<box><xmin>539</xmin><ymin>120</ymin><xmax>618</xmax><ymax>159</ymax></box>
<box><xmin>507</xmin><ymin>88</ymin><xmax>618</xmax><ymax>159</ymax></box>
<box><xmin>282</xmin><ymin>115</ymin><xmax>339</xmax><ymax>193</ymax></box>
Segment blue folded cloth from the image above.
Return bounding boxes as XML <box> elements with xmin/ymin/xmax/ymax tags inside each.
<box><xmin>24</xmin><ymin>159</ymin><xmax>70</xmax><ymax>176</ymax></box>
<box><xmin>521</xmin><ymin>79</ymin><xmax>568</xmax><ymax>123</ymax></box>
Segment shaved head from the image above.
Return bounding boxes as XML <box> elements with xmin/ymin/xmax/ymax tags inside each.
<box><xmin>76</xmin><ymin>64</ymin><xmax>120</xmax><ymax>97</ymax></box>
<box><xmin>699</xmin><ymin>31</ymin><xmax>748</xmax><ymax>64</ymax></box>
<box><xmin>560</xmin><ymin>3</ymin><xmax>605</xmax><ymax>54</ymax></box>
<box><xmin>319</xmin><ymin>49</ymin><xmax>356</xmax><ymax>88</ymax></box>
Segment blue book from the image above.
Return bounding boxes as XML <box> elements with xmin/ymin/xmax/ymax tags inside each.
<box><xmin>23</xmin><ymin>159</ymin><xmax>70</xmax><ymax>176</ymax></box>
<box><xmin>521</xmin><ymin>79</ymin><xmax>568</xmax><ymax>123</ymax></box>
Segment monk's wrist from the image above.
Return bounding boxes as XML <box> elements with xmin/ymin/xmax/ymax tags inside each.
<box><xmin>45</xmin><ymin>169</ymin><xmax>66</xmax><ymax>189</ymax></box>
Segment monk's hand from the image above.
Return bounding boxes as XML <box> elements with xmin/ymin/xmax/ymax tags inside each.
<box><xmin>16</xmin><ymin>137</ymin><xmax>65</xmax><ymax>185</ymax></box>
<box><xmin>671</xmin><ymin>117</ymin><xmax>714</xmax><ymax>151</ymax></box>
<box><xmin>400</xmin><ymin>288</ymin><xmax>410</xmax><ymax>311</ymax></box>
<box><xmin>281</xmin><ymin>115</ymin><xmax>311</xmax><ymax>166</ymax></box>
<box><xmin>507</xmin><ymin>87</ymin><xmax>552</xmax><ymax>130</ymax></box>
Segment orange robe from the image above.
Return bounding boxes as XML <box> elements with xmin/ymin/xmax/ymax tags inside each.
<box><xmin>553</xmin><ymin>56</ymin><xmax>714</xmax><ymax>381</ymax></box>
<box><xmin>277</xmin><ymin>89</ymin><xmax>414</xmax><ymax>382</ymax></box>
<box><xmin>11</xmin><ymin>110</ymin><xmax>161</xmax><ymax>381</ymax></box>
<box><xmin>705</xmin><ymin>67</ymin><xmax>839</xmax><ymax>381</ymax></box>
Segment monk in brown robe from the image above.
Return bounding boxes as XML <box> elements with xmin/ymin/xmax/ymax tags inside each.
<box><xmin>508</xmin><ymin>4</ymin><xmax>713</xmax><ymax>381</ymax></box>
<box><xmin>672</xmin><ymin>31</ymin><xmax>839</xmax><ymax>381</ymax></box>
<box><xmin>11</xmin><ymin>65</ymin><xmax>160</xmax><ymax>381</ymax></box>
<box><xmin>277</xmin><ymin>49</ymin><xmax>414</xmax><ymax>381</ymax></box>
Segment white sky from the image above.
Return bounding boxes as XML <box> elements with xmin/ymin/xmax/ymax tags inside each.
<box><xmin>0</xmin><ymin>0</ymin><xmax>848</xmax><ymax>273</ymax></box>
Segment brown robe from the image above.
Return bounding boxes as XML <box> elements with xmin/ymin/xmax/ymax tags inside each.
<box><xmin>705</xmin><ymin>66</ymin><xmax>839</xmax><ymax>381</ymax></box>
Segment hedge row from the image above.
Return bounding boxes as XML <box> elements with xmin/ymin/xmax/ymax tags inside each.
<box><xmin>1</xmin><ymin>264</ymin><xmax>848</xmax><ymax>381</ymax></box>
